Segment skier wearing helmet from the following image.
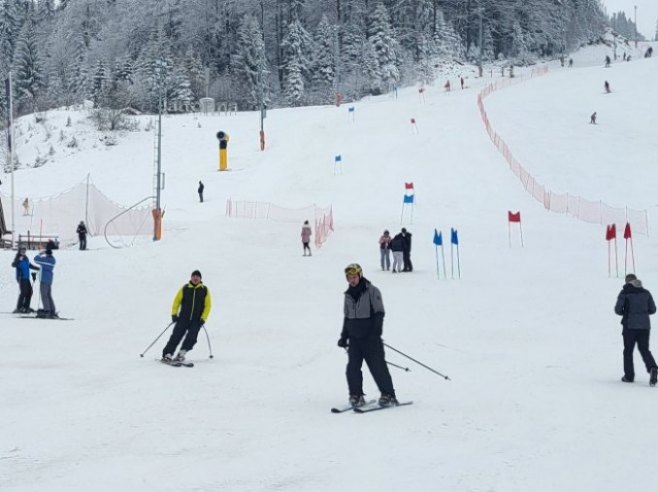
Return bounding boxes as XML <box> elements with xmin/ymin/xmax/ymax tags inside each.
<box><xmin>337</xmin><ymin>263</ymin><xmax>398</xmax><ymax>407</ymax></box>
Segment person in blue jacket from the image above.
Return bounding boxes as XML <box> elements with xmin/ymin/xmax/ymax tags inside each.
<box><xmin>11</xmin><ymin>246</ymin><xmax>40</xmax><ymax>313</ymax></box>
<box><xmin>34</xmin><ymin>241</ymin><xmax>57</xmax><ymax>318</ymax></box>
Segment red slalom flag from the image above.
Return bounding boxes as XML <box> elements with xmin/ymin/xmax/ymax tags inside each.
<box><xmin>405</xmin><ymin>182</ymin><xmax>414</xmax><ymax>190</ymax></box>
<box><xmin>624</xmin><ymin>222</ymin><xmax>632</xmax><ymax>239</ymax></box>
<box><xmin>610</xmin><ymin>223</ymin><xmax>617</xmax><ymax>239</ymax></box>
<box><xmin>418</xmin><ymin>87</ymin><xmax>424</xmax><ymax>94</ymax></box>
<box><xmin>605</xmin><ymin>225</ymin><xmax>613</xmax><ymax>241</ymax></box>
<box><xmin>508</xmin><ymin>211</ymin><xmax>521</xmax><ymax>223</ymax></box>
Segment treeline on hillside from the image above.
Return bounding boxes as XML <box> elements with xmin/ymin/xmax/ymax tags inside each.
<box><xmin>609</xmin><ymin>11</ymin><xmax>646</xmax><ymax>43</ymax></box>
<box><xmin>0</xmin><ymin>0</ymin><xmax>608</xmax><ymax>120</ymax></box>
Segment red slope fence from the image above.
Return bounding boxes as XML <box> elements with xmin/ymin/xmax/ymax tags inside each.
<box><xmin>477</xmin><ymin>66</ymin><xmax>649</xmax><ymax>235</ymax></box>
<box><xmin>225</xmin><ymin>199</ymin><xmax>334</xmax><ymax>248</ymax></box>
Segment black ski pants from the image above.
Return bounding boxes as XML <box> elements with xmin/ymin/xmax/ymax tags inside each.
<box><xmin>402</xmin><ymin>251</ymin><xmax>413</xmax><ymax>272</ymax></box>
<box><xmin>623</xmin><ymin>330</ymin><xmax>657</xmax><ymax>380</ymax></box>
<box><xmin>79</xmin><ymin>235</ymin><xmax>87</xmax><ymax>250</ymax></box>
<box><xmin>346</xmin><ymin>335</ymin><xmax>395</xmax><ymax>397</ymax></box>
<box><xmin>17</xmin><ymin>279</ymin><xmax>33</xmax><ymax>310</ymax></box>
<box><xmin>163</xmin><ymin>319</ymin><xmax>202</xmax><ymax>356</ymax></box>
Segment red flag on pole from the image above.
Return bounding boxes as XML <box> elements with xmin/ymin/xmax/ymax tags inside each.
<box><xmin>623</xmin><ymin>222</ymin><xmax>632</xmax><ymax>239</ymax></box>
<box><xmin>405</xmin><ymin>182</ymin><xmax>414</xmax><ymax>190</ymax></box>
<box><xmin>610</xmin><ymin>223</ymin><xmax>617</xmax><ymax>239</ymax></box>
<box><xmin>508</xmin><ymin>211</ymin><xmax>521</xmax><ymax>223</ymax></box>
<box><xmin>605</xmin><ymin>225</ymin><xmax>613</xmax><ymax>241</ymax></box>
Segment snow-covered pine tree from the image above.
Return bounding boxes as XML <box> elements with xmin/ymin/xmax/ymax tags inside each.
<box><xmin>412</xmin><ymin>0</ymin><xmax>437</xmax><ymax>85</ymax></box>
<box><xmin>232</xmin><ymin>15</ymin><xmax>269</xmax><ymax>111</ymax></box>
<box><xmin>183</xmin><ymin>47</ymin><xmax>204</xmax><ymax>101</ymax></box>
<box><xmin>91</xmin><ymin>59</ymin><xmax>109</xmax><ymax>107</ymax></box>
<box><xmin>0</xmin><ymin>0</ymin><xmax>21</xmax><ymax>74</ymax></box>
<box><xmin>115</xmin><ymin>55</ymin><xmax>135</xmax><ymax>84</ymax></box>
<box><xmin>360</xmin><ymin>39</ymin><xmax>379</xmax><ymax>95</ymax></box>
<box><xmin>366</xmin><ymin>2</ymin><xmax>399</xmax><ymax>95</ymax></box>
<box><xmin>168</xmin><ymin>66</ymin><xmax>193</xmax><ymax>113</ymax></box>
<box><xmin>281</xmin><ymin>18</ymin><xmax>312</xmax><ymax>107</ymax></box>
<box><xmin>136</xmin><ymin>28</ymin><xmax>174</xmax><ymax>113</ymax></box>
<box><xmin>12</xmin><ymin>17</ymin><xmax>43</xmax><ymax>114</ymax></box>
<box><xmin>310</xmin><ymin>15</ymin><xmax>336</xmax><ymax>104</ymax></box>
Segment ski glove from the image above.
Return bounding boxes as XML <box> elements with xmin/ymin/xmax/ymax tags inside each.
<box><xmin>31</xmin><ymin>273</ymin><xmax>37</xmax><ymax>281</ymax></box>
<box><xmin>171</xmin><ymin>315</ymin><xmax>179</xmax><ymax>323</ymax></box>
<box><xmin>337</xmin><ymin>337</ymin><xmax>348</xmax><ymax>348</ymax></box>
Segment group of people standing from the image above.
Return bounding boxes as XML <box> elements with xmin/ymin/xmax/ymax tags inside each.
<box><xmin>11</xmin><ymin>240</ymin><xmax>58</xmax><ymax>318</ymax></box>
<box><xmin>9</xmin><ymin>220</ymin><xmax>86</xmax><ymax>318</ymax></box>
<box><xmin>378</xmin><ymin>228</ymin><xmax>413</xmax><ymax>273</ymax></box>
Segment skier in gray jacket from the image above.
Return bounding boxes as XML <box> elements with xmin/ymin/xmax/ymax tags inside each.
<box><xmin>338</xmin><ymin>263</ymin><xmax>398</xmax><ymax>407</ymax></box>
<box><xmin>615</xmin><ymin>274</ymin><xmax>658</xmax><ymax>385</ymax></box>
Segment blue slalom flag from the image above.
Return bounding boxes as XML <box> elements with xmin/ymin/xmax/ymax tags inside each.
<box><xmin>433</xmin><ymin>229</ymin><xmax>442</xmax><ymax>246</ymax></box>
<box><xmin>403</xmin><ymin>194</ymin><xmax>415</xmax><ymax>204</ymax></box>
<box><xmin>348</xmin><ymin>106</ymin><xmax>355</xmax><ymax>112</ymax></box>
<box><xmin>451</xmin><ymin>228</ymin><xmax>459</xmax><ymax>245</ymax></box>
<box><xmin>335</xmin><ymin>155</ymin><xmax>342</xmax><ymax>162</ymax></box>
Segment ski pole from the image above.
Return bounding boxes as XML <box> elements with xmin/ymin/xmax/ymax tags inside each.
<box><xmin>341</xmin><ymin>348</ymin><xmax>409</xmax><ymax>372</ymax></box>
<box><xmin>139</xmin><ymin>321</ymin><xmax>175</xmax><ymax>357</ymax></box>
<box><xmin>383</xmin><ymin>342</ymin><xmax>450</xmax><ymax>380</ymax></box>
<box><xmin>386</xmin><ymin>360</ymin><xmax>411</xmax><ymax>372</ymax></box>
<box><xmin>202</xmin><ymin>325</ymin><xmax>214</xmax><ymax>359</ymax></box>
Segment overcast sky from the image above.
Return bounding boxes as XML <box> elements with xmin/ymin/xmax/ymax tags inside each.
<box><xmin>601</xmin><ymin>0</ymin><xmax>657</xmax><ymax>40</ymax></box>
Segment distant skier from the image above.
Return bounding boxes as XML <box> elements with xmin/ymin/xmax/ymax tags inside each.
<box><xmin>34</xmin><ymin>241</ymin><xmax>57</xmax><ymax>318</ymax></box>
<box><xmin>76</xmin><ymin>221</ymin><xmax>88</xmax><ymax>250</ymax></box>
<box><xmin>378</xmin><ymin>230</ymin><xmax>391</xmax><ymax>271</ymax></box>
<box><xmin>645</xmin><ymin>47</ymin><xmax>653</xmax><ymax>58</ymax></box>
<box><xmin>198</xmin><ymin>180</ymin><xmax>204</xmax><ymax>203</ymax></box>
<box><xmin>590</xmin><ymin>112</ymin><xmax>597</xmax><ymax>124</ymax></box>
<box><xmin>444</xmin><ymin>80</ymin><xmax>451</xmax><ymax>92</ymax></box>
<box><xmin>615</xmin><ymin>274</ymin><xmax>658</xmax><ymax>386</ymax></box>
<box><xmin>161</xmin><ymin>270</ymin><xmax>212</xmax><ymax>364</ymax></box>
<box><xmin>11</xmin><ymin>246</ymin><xmax>39</xmax><ymax>313</ymax></box>
<box><xmin>568</xmin><ymin>58</ymin><xmax>573</xmax><ymax>67</ymax></box>
<box><xmin>460</xmin><ymin>77</ymin><xmax>465</xmax><ymax>89</ymax></box>
<box><xmin>22</xmin><ymin>198</ymin><xmax>29</xmax><ymax>216</ymax></box>
<box><xmin>301</xmin><ymin>220</ymin><xmax>312</xmax><ymax>256</ymax></box>
<box><xmin>604</xmin><ymin>81</ymin><xmax>611</xmax><ymax>93</ymax></box>
<box><xmin>605</xmin><ymin>55</ymin><xmax>611</xmax><ymax>67</ymax></box>
<box><xmin>337</xmin><ymin>263</ymin><xmax>398</xmax><ymax>407</ymax></box>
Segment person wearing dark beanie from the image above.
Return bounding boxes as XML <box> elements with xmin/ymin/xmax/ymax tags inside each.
<box><xmin>615</xmin><ymin>273</ymin><xmax>658</xmax><ymax>385</ymax></box>
<box><xmin>34</xmin><ymin>246</ymin><xmax>57</xmax><ymax>318</ymax></box>
<box><xmin>161</xmin><ymin>270</ymin><xmax>212</xmax><ymax>365</ymax></box>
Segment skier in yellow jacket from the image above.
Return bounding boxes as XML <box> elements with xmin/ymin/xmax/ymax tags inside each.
<box><xmin>162</xmin><ymin>270</ymin><xmax>212</xmax><ymax>364</ymax></box>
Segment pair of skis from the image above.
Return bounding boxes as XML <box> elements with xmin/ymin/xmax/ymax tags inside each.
<box><xmin>19</xmin><ymin>315</ymin><xmax>73</xmax><ymax>320</ymax></box>
<box><xmin>159</xmin><ymin>358</ymin><xmax>194</xmax><ymax>368</ymax></box>
<box><xmin>331</xmin><ymin>400</ymin><xmax>413</xmax><ymax>414</ymax></box>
